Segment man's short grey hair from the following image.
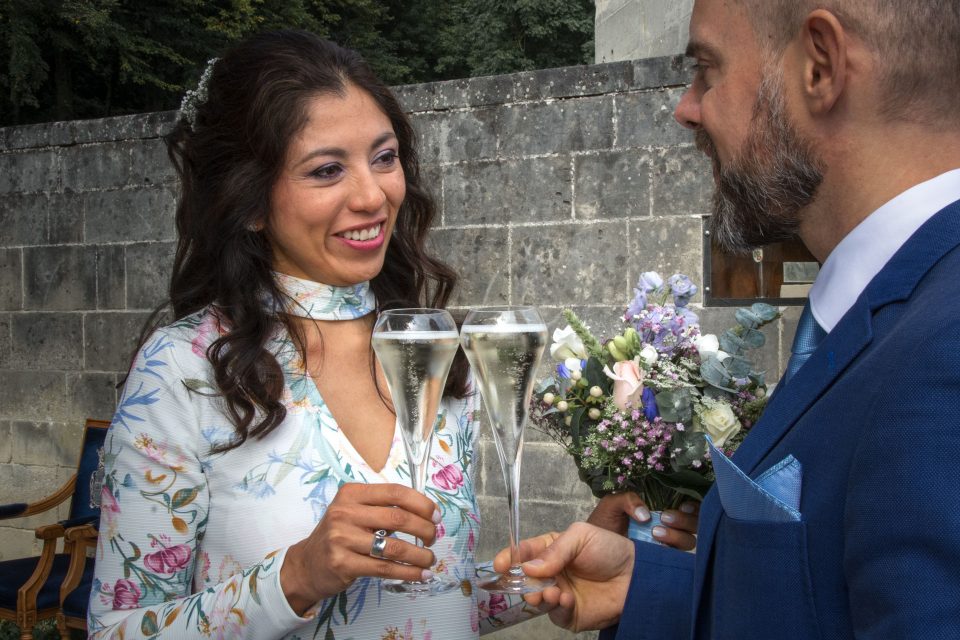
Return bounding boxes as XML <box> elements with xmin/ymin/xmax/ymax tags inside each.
<box><xmin>735</xmin><ymin>0</ymin><xmax>960</xmax><ymax>125</ymax></box>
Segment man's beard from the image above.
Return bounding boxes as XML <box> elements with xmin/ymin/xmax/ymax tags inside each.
<box><xmin>698</xmin><ymin>73</ymin><xmax>825</xmax><ymax>254</ymax></box>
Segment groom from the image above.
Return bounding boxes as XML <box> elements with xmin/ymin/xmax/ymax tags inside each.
<box><xmin>496</xmin><ymin>0</ymin><xmax>960</xmax><ymax>638</ymax></box>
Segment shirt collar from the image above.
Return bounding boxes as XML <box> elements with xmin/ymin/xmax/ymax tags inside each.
<box><xmin>808</xmin><ymin>168</ymin><xmax>960</xmax><ymax>332</ymax></box>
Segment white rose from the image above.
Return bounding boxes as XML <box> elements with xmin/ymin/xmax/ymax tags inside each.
<box><xmin>695</xmin><ymin>333</ymin><xmax>720</xmax><ymax>357</ymax></box>
<box><xmin>639</xmin><ymin>345</ymin><xmax>659</xmax><ymax>366</ymax></box>
<box><xmin>551</xmin><ymin>326</ymin><xmax>587</xmax><ymax>361</ymax></box>
<box><xmin>700</xmin><ymin>402</ymin><xmax>741</xmax><ymax>448</ymax></box>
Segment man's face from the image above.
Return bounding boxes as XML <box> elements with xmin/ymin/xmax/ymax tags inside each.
<box><xmin>676</xmin><ymin>0</ymin><xmax>824</xmax><ymax>254</ymax></box>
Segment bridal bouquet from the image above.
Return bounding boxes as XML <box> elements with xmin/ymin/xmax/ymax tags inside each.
<box><xmin>532</xmin><ymin>272</ymin><xmax>780</xmax><ymax>510</ymax></box>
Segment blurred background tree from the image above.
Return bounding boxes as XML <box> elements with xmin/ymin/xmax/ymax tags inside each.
<box><xmin>0</xmin><ymin>0</ymin><xmax>594</xmax><ymax>126</ymax></box>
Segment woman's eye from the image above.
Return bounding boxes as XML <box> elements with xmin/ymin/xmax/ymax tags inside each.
<box><xmin>310</xmin><ymin>163</ymin><xmax>343</xmax><ymax>180</ymax></box>
<box><xmin>374</xmin><ymin>150</ymin><xmax>399</xmax><ymax>167</ymax></box>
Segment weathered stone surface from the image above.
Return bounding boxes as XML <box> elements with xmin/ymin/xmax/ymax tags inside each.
<box><xmin>427</xmin><ymin>227</ymin><xmax>510</xmax><ymax>308</ymax></box>
<box><xmin>83</xmin><ymin>185</ymin><xmax>178</xmax><ymax>244</ymax></box>
<box><xmin>97</xmin><ymin>245</ymin><xmax>126</xmax><ymax>309</ymax></box>
<box><xmin>478</xmin><ymin>439</ymin><xmax>593</xmax><ymax>504</ymax></box>
<box><xmin>651</xmin><ymin>145</ymin><xmax>713</xmax><ymax>216</ymax></box>
<box><xmin>416</xmin><ymin>108</ymin><xmax>500</xmax><ymax>164</ymax></box>
<box><xmin>0</xmin><ymin>315</ymin><xmax>9</xmax><ymax>367</ymax></box>
<box><xmin>67</xmin><ymin>372</ymin><xmax>118</xmax><ymax>424</ymax></box>
<box><xmin>0</xmin><ymin>249</ymin><xmax>21</xmax><ymax>310</ymax></box>
<box><xmin>0</xmin><ymin>149</ymin><xmax>59</xmax><ymax>194</ymax></box>
<box><xmin>84</xmin><ymin>312</ymin><xmax>152</xmax><ymax>372</ymax></box>
<box><xmin>616</xmin><ymin>88</ymin><xmax>687</xmax><ymax>148</ymax></box>
<box><xmin>10</xmin><ymin>420</ymin><xmax>83</xmax><ymax>467</ymax></box>
<box><xmin>628</xmin><ymin>216</ymin><xmax>703</xmax><ymax>292</ymax></box>
<box><xmin>444</xmin><ymin>156</ymin><xmax>572</xmax><ymax>226</ymax></box>
<box><xmin>125</xmin><ymin>241</ymin><xmax>176</xmax><ymax>310</ymax></box>
<box><xmin>574</xmin><ymin>149</ymin><xmax>651</xmax><ymax>219</ymax></box>
<box><xmin>475</xmin><ymin>495</ymin><xmax>593</xmax><ymax>561</ymax></box>
<box><xmin>23</xmin><ymin>245</ymin><xmax>97</xmax><ymax>311</ymax></box>
<box><xmin>10</xmin><ymin>312</ymin><xmax>83</xmax><ymax>369</ymax></box>
<box><xmin>0</xmin><ymin>421</ymin><xmax>10</xmax><ymax>463</ymax></box>
<box><xmin>0</xmin><ymin>370</ymin><xmax>68</xmax><ymax>422</ymax></box>
<box><xmin>513</xmin><ymin>221</ymin><xmax>630</xmax><ymax>307</ymax></box>
<box><xmin>487</xmin><ymin>615</ymin><xmax>598</xmax><ymax>640</ymax></box>
<box><xmin>62</xmin><ymin>141</ymin><xmax>138</xmax><ymax>191</ymax></box>
<box><xmin>498</xmin><ymin>97</ymin><xmax>615</xmax><ymax>157</ymax></box>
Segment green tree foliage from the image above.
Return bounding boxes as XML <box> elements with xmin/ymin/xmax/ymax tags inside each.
<box><xmin>0</xmin><ymin>0</ymin><xmax>594</xmax><ymax>126</ymax></box>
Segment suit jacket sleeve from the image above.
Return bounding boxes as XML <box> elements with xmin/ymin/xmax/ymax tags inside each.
<box><xmin>599</xmin><ymin>540</ymin><xmax>694</xmax><ymax>640</ymax></box>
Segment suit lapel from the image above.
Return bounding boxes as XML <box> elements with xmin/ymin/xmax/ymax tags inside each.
<box><xmin>689</xmin><ymin>199</ymin><xmax>960</xmax><ymax>632</ymax></box>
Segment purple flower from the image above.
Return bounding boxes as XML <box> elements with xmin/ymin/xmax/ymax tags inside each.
<box><xmin>668</xmin><ymin>274</ymin><xmax>698</xmax><ymax>307</ymax></box>
<box><xmin>638</xmin><ymin>272</ymin><xmax>664</xmax><ymax>293</ymax></box>
<box><xmin>556</xmin><ymin>362</ymin><xmax>571</xmax><ymax>379</ymax></box>
<box><xmin>625</xmin><ymin>289</ymin><xmax>647</xmax><ymax>321</ymax></box>
<box><xmin>641</xmin><ymin>387</ymin><xmax>659</xmax><ymax>422</ymax></box>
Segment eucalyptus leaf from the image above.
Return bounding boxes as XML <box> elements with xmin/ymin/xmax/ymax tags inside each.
<box><xmin>701</xmin><ymin>356</ymin><xmax>731</xmax><ymax>388</ymax></box>
<box><xmin>735</xmin><ymin>308</ymin><xmax>762</xmax><ymax>329</ymax></box>
<box><xmin>725</xmin><ymin>355</ymin><xmax>753</xmax><ymax>377</ymax></box>
<box><xmin>656</xmin><ymin>388</ymin><xmax>693</xmax><ymax>423</ymax></box>
<box><xmin>751</xmin><ymin>302</ymin><xmax>780</xmax><ymax>322</ymax></box>
<box><xmin>741</xmin><ymin>328</ymin><xmax>766</xmax><ymax>349</ymax></box>
<box><xmin>719</xmin><ymin>329</ymin><xmax>745</xmax><ymax>354</ymax></box>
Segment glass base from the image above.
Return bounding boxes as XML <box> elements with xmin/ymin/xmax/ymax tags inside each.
<box><xmin>478</xmin><ymin>571</ymin><xmax>555</xmax><ymax>594</ymax></box>
<box><xmin>382</xmin><ymin>574</ymin><xmax>460</xmax><ymax>595</ymax></box>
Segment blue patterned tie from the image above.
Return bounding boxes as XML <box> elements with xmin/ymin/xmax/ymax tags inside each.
<box><xmin>783</xmin><ymin>301</ymin><xmax>827</xmax><ymax>385</ymax></box>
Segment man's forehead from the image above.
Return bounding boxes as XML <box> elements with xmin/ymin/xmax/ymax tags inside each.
<box><xmin>686</xmin><ymin>0</ymin><xmax>758</xmax><ymax>59</ymax></box>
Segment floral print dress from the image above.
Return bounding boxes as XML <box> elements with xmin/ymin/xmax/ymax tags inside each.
<box><xmin>88</xmin><ymin>277</ymin><xmax>535</xmax><ymax>639</ymax></box>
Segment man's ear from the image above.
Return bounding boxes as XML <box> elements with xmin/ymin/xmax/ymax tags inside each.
<box><xmin>800</xmin><ymin>9</ymin><xmax>847</xmax><ymax>115</ymax></box>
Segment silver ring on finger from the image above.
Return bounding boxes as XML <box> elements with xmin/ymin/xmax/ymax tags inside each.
<box><xmin>370</xmin><ymin>529</ymin><xmax>388</xmax><ymax>559</ymax></box>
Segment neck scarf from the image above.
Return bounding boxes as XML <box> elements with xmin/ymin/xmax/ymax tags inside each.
<box><xmin>273</xmin><ymin>272</ymin><xmax>376</xmax><ymax>321</ymax></box>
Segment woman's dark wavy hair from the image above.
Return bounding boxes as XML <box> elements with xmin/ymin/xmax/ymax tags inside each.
<box><xmin>157</xmin><ymin>29</ymin><xmax>467</xmax><ymax>453</ymax></box>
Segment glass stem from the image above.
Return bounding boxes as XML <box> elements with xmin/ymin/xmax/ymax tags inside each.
<box><xmin>503</xmin><ymin>448</ymin><xmax>523</xmax><ymax>575</ymax></box>
<box><xmin>409</xmin><ymin>457</ymin><xmax>429</xmax><ymax>551</ymax></box>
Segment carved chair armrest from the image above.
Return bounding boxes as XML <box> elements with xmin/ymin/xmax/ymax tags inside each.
<box><xmin>61</xmin><ymin>523</ymin><xmax>100</xmax><ymax>604</ymax></box>
<box><xmin>0</xmin><ymin>473</ymin><xmax>77</xmax><ymax>521</ymax></box>
<box><xmin>34</xmin><ymin>523</ymin><xmax>67</xmax><ymax>541</ymax></box>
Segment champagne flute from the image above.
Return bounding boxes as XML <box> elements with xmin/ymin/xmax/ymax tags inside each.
<box><xmin>459</xmin><ymin>306</ymin><xmax>553</xmax><ymax>594</ymax></box>
<box><xmin>371</xmin><ymin>308</ymin><xmax>460</xmax><ymax>595</ymax></box>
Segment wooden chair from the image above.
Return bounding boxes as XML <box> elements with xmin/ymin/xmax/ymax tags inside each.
<box><xmin>0</xmin><ymin>419</ymin><xmax>110</xmax><ymax>640</ymax></box>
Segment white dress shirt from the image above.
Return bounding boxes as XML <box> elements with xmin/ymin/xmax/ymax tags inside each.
<box><xmin>809</xmin><ymin>168</ymin><xmax>960</xmax><ymax>332</ymax></box>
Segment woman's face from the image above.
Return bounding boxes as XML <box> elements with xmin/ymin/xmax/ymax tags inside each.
<box><xmin>268</xmin><ymin>84</ymin><xmax>405</xmax><ymax>286</ymax></box>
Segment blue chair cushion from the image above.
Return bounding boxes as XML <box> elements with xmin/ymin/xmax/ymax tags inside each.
<box><xmin>0</xmin><ymin>503</ymin><xmax>27</xmax><ymax>518</ymax></box>
<box><xmin>61</xmin><ymin>557</ymin><xmax>96</xmax><ymax>619</ymax></box>
<box><xmin>0</xmin><ymin>553</ymin><xmax>72</xmax><ymax>611</ymax></box>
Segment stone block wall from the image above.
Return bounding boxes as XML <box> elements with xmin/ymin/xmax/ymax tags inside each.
<box><xmin>0</xmin><ymin>58</ymin><xmax>800</xmax><ymax>639</ymax></box>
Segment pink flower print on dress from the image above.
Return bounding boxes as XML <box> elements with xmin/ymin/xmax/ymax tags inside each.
<box><xmin>435</xmin><ymin>521</ymin><xmax>445</xmax><ymax>540</ymax></box>
<box><xmin>488</xmin><ymin>593</ymin><xmax>509</xmax><ymax>616</ymax></box>
<box><xmin>112</xmin><ymin>579</ymin><xmax>142</xmax><ymax>609</ymax></box>
<box><xmin>143</xmin><ymin>544</ymin><xmax>192</xmax><ymax>575</ymax></box>
<box><xmin>207</xmin><ymin>579</ymin><xmax>246</xmax><ymax>640</ymax></box>
<box><xmin>432</xmin><ymin>463</ymin><xmax>463</xmax><ymax>491</ymax></box>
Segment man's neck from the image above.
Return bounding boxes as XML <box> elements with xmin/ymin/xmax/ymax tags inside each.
<box><xmin>798</xmin><ymin>123</ymin><xmax>960</xmax><ymax>263</ymax></box>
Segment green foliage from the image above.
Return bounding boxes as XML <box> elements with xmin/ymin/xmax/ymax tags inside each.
<box><xmin>0</xmin><ymin>0</ymin><xmax>595</xmax><ymax>126</ymax></box>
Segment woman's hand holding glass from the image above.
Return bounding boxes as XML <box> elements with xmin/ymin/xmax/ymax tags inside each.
<box><xmin>280</xmin><ymin>482</ymin><xmax>440</xmax><ymax>615</ymax></box>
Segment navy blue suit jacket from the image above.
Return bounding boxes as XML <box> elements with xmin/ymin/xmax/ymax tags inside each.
<box><xmin>604</xmin><ymin>199</ymin><xmax>960</xmax><ymax>640</ymax></box>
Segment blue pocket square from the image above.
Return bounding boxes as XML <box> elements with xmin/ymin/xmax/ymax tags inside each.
<box><xmin>707</xmin><ymin>437</ymin><xmax>802</xmax><ymax>522</ymax></box>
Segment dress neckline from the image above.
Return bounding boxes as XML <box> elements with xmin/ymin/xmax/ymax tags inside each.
<box><xmin>274</xmin><ymin>272</ymin><xmax>376</xmax><ymax>321</ymax></box>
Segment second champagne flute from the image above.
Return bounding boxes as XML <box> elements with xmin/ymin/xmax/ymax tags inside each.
<box><xmin>460</xmin><ymin>306</ymin><xmax>553</xmax><ymax>594</ymax></box>
<box><xmin>371</xmin><ymin>308</ymin><xmax>460</xmax><ymax>595</ymax></box>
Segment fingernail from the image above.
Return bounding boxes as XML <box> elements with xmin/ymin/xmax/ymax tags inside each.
<box><xmin>421</xmin><ymin>569</ymin><xmax>434</xmax><ymax>581</ymax></box>
<box><xmin>652</xmin><ymin>526</ymin><xmax>667</xmax><ymax>538</ymax></box>
<box><xmin>660</xmin><ymin>512</ymin><xmax>675</xmax><ymax>524</ymax></box>
<box><xmin>680</xmin><ymin>502</ymin><xmax>696</xmax><ymax>514</ymax></box>
<box><xmin>634</xmin><ymin>506</ymin><xmax>651</xmax><ymax>522</ymax></box>
<box><xmin>524</xmin><ymin>559</ymin><xmax>545</xmax><ymax>569</ymax></box>
<box><xmin>432</xmin><ymin>509</ymin><xmax>442</xmax><ymax>524</ymax></box>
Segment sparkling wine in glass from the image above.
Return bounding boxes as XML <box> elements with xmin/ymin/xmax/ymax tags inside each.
<box><xmin>460</xmin><ymin>306</ymin><xmax>553</xmax><ymax>594</ymax></box>
<box><xmin>372</xmin><ymin>308</ymin><xmax>460</xmax><ymax>595</ymax></box>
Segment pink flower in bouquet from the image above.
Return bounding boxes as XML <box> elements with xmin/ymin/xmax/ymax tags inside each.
<box><xmin>432</xmin><ymin>463</ymin><xmax>464</xmax><ymax>491</ymax></box>
<box><xmin>144</xmin><ymin>543</ymin><xmax>192</xmax><ymax>575</ymax></box>
<box><xmin>112</xmin><ymin>579</ymin><xmax>142</xmax><ymax>609</ymax></box>
<box><xmin>603</xmin><ymin>360</ymin><xmax>645</xmax><ymax>410</ymax></box>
